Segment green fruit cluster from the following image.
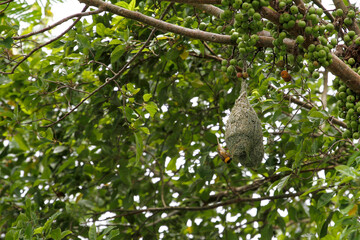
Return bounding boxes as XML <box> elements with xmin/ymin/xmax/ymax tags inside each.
<box><xmin>334</xmin><ymin>78</ymin><xmax>360</xmax><ymax>139</ymax></box>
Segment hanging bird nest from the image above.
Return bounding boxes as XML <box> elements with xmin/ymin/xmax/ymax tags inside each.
<box><xmin>225</xmin><ymin>81</ymin><xmax>264</xmax><ymax>168</ymax></box>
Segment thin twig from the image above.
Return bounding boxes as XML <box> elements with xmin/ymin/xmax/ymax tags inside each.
<box><xmin>42</xmin><ymin>3</ymin><xmax>174</xmax><ymax>128</ymax></box>
<box><xmin>13</xmin><ymin>10</ymin><xmax>103</xmax><ymax>40</ymax></box>
<box><xmin>0</xmin><ymin>6</ymin><xmax>103</xmax><ymax>75</ymax></box>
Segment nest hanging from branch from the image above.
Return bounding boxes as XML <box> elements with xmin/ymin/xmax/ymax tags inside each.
<box><xmin>225</xmin><ymin>81</ymin><xmax>264</xmax><ymax>168</ymax></box>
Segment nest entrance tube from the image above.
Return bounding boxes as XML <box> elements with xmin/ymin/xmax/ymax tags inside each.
<box><xmin>225</xmin><ymin>81</ymin><xmax>264</xmax><ymax>168</ymax></box>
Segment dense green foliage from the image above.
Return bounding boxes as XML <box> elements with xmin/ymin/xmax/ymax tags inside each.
<box><xmin>1</xmin><ymin>0</ymin><xmax>360</xmax><ymax>239</ymax></box>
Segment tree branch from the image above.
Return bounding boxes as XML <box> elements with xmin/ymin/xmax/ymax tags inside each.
<box><xmin>160</xmin><ymin>0</ymin><xmax>221</xmax><ymax>3</ymax></box>
<box><xmin>332</xmin><ymin>0</ymin><xmax>360</xmax><ymax>35</ymax></box>
<box><xmin>78</xmin><ymin>0</ymin><xmax>360</xmax><ymax>93</ymax></box>
<box><xmin>0</xmin><ymin>7</ymin><xmax>103</xmax><ymax>75</ymax></box>
<box><xmin>13</xmin><ymin>10</ymin><xmax>103</xmax><ymax>40</ymax></box>
<box><xmin>105</xmin><ymin>188</ymin><xmax>325</xmax><ymax>218</ymax></box>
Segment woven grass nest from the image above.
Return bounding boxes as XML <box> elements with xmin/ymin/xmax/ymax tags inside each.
<box><xmin>225</xmin><ymin>81</ymin><xmax>264</xmax><ymax>168</ymax></box>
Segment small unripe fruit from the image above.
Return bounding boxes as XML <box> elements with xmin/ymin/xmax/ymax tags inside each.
<box><xmin>336</xmin><ymin>9</ymin><xmax>344</xmax><ymax>17</ymax></box>
<box><xmin>326</xmin><ymin>23</ymin><xmax>334</xmax><ymax>32</ymax></box>
<box><xmin>353</xmin><ymin>132</ymin><xmax>360</xmax><ymax>139</ymax></box>
<box><xmin>348</xmin><ymin>58</ymin><xmax>355</xmax><ymax>65</ymax></box>
<box><xmin>339</xmin><ymin>92</ymin><xmax>347</xmax><ymax>99</ymax></box>
<box><xmin>242</xmin><ymin>72</ymin><xmax>249</xmax><ymax>78</ymax></box>
<box><xmin>230</xmin><ymin>59</ymin><xmax>237</xmax><ymax>65</ymax></box>
<box><xmin>227</xmin><ymin>65</ymin><xmax>236</xmax><ymax>76</ymax></box>
<box><xmin>199</xmin><ymin>22</ymin><xmax>207</xmax><ymax>30</ymax></box>
<box><xmin>348</xmin><ymin>31</ymin><xmax>356</xmax><ymax>38</ymax></box>
<box><xmin>221</xmin><ymin>60</ymin><xmax>228</xmax><ymax>66</ymax></box>
<box><xmin>297</xmin><ymin>20</ymin><xmax>306</xmax><ymax>28</ymax></box>
<box><xmin>305</xmin><ymin>27</ymin><xmax>312</xmax><ymax>34</ymax></box>
<box><xmin>351</xmin><ymin>121</ymin><xmax>358</xmax><ymax>129</ymax></box>
<box><xmin>342</xmin><ymin>129</ymin><xmax>351</xmax><ymax>138</ymax></box>
<box><xmin>308</xmin><ymin>7</ymin><xmax>316</xmax><ymax>15</ymax></box>
<box><xmin>221</xmin><ymin>0</ymin><xmax>229</xmax><ymax>6</ymax></box>
<box><xmin>347</xmin><ymin>9</ymin><xmax>355</xmax><ymax>18</ymax></box>
<box><xmin>344</xmin><ymin>34</ymin><xmax>351</xmax><ymax>42</ymax></box>
<box><xmin>344</xmin><ymin>18</ymin><xmax>353</xmax><ymax>26</ymax></box>
<box><xmin>312</xmin><ymin>71</ymin><xmax>320</xmax><ymax>79</ymax></box>
<box><xmin>316</xmin><ymin>8</ymin><xmax>323</xmax><ymax>16</ymax></box>
<box><xmin>279</xmin><ymin>1</ymin><xmax>286</xmax><ymax>9</ymax></box>
<box><xmin>290</xmin><ymin>5</ymin><xmax>298</xmax><ymax>14</ymax></box>
<box><xmin>347</xmin><ymin>95</ymin><xmax>355</xmax><ymax>102</ymax></box>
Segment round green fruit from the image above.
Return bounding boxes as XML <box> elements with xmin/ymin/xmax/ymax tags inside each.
<box><xmin>342</xmin><ymin>129</ymin><xmax>351</xmax><ymax>138</ymax></box>
<box><xmin>344</xmin><ymin>34</ymin><xmax>351</xmax><ymax>42</ymax></box>
<box><xmin>326</xmin><ymin>23</ymin><xmax>334</xmax><ymax>32</ymax></box>
<box><xmin>344</xmin><ymin>17</ymin><xmax>352</xmax><ymax>26</ymax></box>
<box><xmin>227</xmin><ymin>65</ymin><xmax>236</xmax><ymax>75</ymax></box>
<box><xmin>252</xmin><ymin>0</ymin><xmax>260</xmax><ymax>9</ymax></box>
<box><xmin>348</xmin><ymin>58</ymin><xmax>355</xmax><ymax>65</ymax></box>
<box><xmin>230</xmin><ymin>59</ymin><xmax>237</xmax><ymax>66</ymax></box>
<box><xmin>346</xmin><ymin>102</ymin><xmax>355</xmax><ymax>109</ymax></box>
<box><xmin>348</xmin><ymin>31</ymin><xmax>356</xmax><ymax>38</ymax></box>
<box><xmin>221</xmin><ymin>0</ymin><xmax>229</xmax><ymax>5</ymax></box>
<box><xmin>316</xmin><ymin>8</ymin><xmax>323</xmax><ymax>16</ymax></box>
<box><xmin>199</xmin><ymin>22</ymin><xmax>207</xmax><ymax>30</ymax></box>
<box><xmin>351</xmin><ymin>121</ymin><xmax>358</xmax><ymax>129</ymax></box>
<box><xmin>253</xmin><ymin>12</ymin><xmax>261</xmax><ymax>21</ymax></box>
<box><xmin>339</xmin><ymin>92</ymin><xmax>347</xmax><ymax>99</ymax></box>
<box><xmin>353</xmin><ymin>132</ymin><xmax>360</xmax><ymax>139</ymax></box>
<box><xmin>347</xmin><ymin>9</ymin><xmax>355</xmax><ymax>18</ymax></box>
<box><xmin>296</xmin><ymin>35</ymin><xmax>305</xmax><ymax>44</ymax></box>
<box><xmin>297</xmin><ymin>20</ymin><xmax>306</xmax><ymax>28</ymax></box>
<box><xmin>279</xmin><ymin>1</ymin><xmax>286</xmax><ymax>9</ymax></box>
<box><xmin>288</xmin><ymin>20</ymin><xmax>295</xmax><ymax>28</ymax></box>
<box><xmin>305</xmin><ymin>27</ymin><xmax>312</xmax><ymax>34</ymax></box>
<box><xmin>290</xmin><ymin>5</ymin><xmax>298</xmax><ymax>14</ymax></box>
<box><xmin>347</xmin><ymin>95</ymin><xmax>355</xmax><ymax>102</ymax></box>
<box><xmin>312</xmin><ymin>71</ymin><xmax>320</xmax><ymax>79</ymax></box>
<box><xmin>336</xmin><ymin>9</ymin><xmax>344</xmax><ymax>17</ymax></box>
<box><xmin>308</xmin><ymin>7</ymin><xmax>316</xmax><ymax>15</ymax></box>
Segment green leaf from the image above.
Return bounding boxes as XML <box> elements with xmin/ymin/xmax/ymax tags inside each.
<box><xmin>107</xmin><ymin>229</ymin><xmax>120</xmax><ymax>240</ymax></box>
<box><xmin>89</xmin><ymin>224</ymin><xmax>96</xmax><ymax>240</ymax></box>
<box><xmin>260</xmin><ymin>224</ymin><xmax>272</xmax><ymax>240</ymax></box>
<box><xmin>191</xmin><ymin>79</ymin><xmax>204</xmax><ymax>88</ymax></box>
<box><xmin>128</xmin><ymin>0</ymin><xmax>136</xmax><ymax>11</ymax></box>
<box><xmin>134</xmin><ymin>132</ymin><xmax>143</xmax><ymax>163</ymax></box>
<box><xmin>276</xmin><ymin>175</ymin><xmax>290</xmax><ymax>192</ymax></box>
<box><xmin>274</xmin><ymin>167</ymin><xmax>293</xmax><ymax>173</ymax></box>
<box><xmin>34</xmin><ymin>227</ymin><xmax>43</xmax><ymax>235</ymax></box>
<box><xmin>143</xmin><ymin>93</ymin><xmax>152</xmax><ymax>102</ymax></box>
<box><xmin>57</xmin><ymin>157</ymin><xmax>75</xmax><ymax>174</ymax></box>
<box><xmin>319</xmin><ymin>212</ymin><xmax>334</xmax><ymax>238</ymax></box>
<box><xmin>115</xmin><ymin>1</ymin><xmax>129</xmax><ymax>8</ymax></box>
<box><xmin>14</xmin><ymin>133</ymin><xmax>29</xmax><ymax>151</ymax></box>
<box><xmin>76</xmin><ymin>34</ymin><xmax>90</xmax><ymax>48</ymax></box>
<box><xmin>166</xmin><ymin>157</ymin><xmax>177</xmax><ymax>171</ymax></box>
<box><xmin>204</xmin><ymin>132</ymin><xmax>217</xmax><ymax>144</ymax></box>
<box><xmin>50</xmin><ymin>228</ymin><xmax>61</xmax><ymax>240</ymax></box>
<box><xmin>144</xmin><ymin>102</ymin><xmax>158</xmax><ymax>118</ymax></box>
<box><xmin>96</xmin><ymin>23</ymin><xmax>106</xmax><ymax>37</ymax></box>
<box><xmin>43</xmin><ymin>211</ymin><xmax>62</xmax><ymax>234</ymax></box>
<box><xmin>317</xmin><ymin>192</ymin><xmax>335</xmax><ymax>208</ymax></box>
<box><xmin>335</xmin><ymin>165</ymin><xmax>356</xmax><ymax>179</ymax></box>
<box><xmin>111</xmin><ymin>45</ymin><xmax>125</xmax><ymax>63</ymax></box>
<box><xmin>53</xmin><ymin>145</ymin><xmax>67</xmax><ymax>154</ymax></box>
<box><xmin>309</xmin><ymin>108</ymin><xmax>327</xmax><ymax>119</ymax></box>
<box><xmin>60</xmin><ymin>230</ymin><xmax>72</xmax><ymax>239</ymax></box>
